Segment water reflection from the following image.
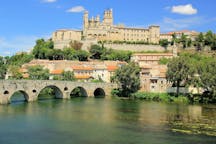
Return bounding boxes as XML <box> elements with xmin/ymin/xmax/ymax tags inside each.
<box><xmin>0</xmin><ymin>98</ymin><xmax>216</xmax><ymax>144</ymax></box>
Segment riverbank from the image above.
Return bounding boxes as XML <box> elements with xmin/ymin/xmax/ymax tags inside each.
<box><xmin>131</xmin><ymin>92</ymin><xmax>190</xmax><ymax>103</ymax></box>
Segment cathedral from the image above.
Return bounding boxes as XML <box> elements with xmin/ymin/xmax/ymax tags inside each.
<box><xmin>52</xmin><ymin>9</ymin><xmax>160</xmax><ymax>49</ymax></box>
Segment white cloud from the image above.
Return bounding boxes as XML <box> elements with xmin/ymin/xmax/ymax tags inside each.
<box><xmin>42</xmin><ymin>0</ymin><xmax>57</xmax><ymax>3</ymax></box>
<box><xmin>159</xmin><ymin>17</ymin><xmax>203</xmax><ymax>32</ymax></box>
<box><xmin>171</xmin><ymin>4</ymin><xmax>197</xmax><ymax>15</ymax></box>
<box><xmin>66</xmin><ymin>6</ymin><xmax>85</xmax><ymax>13</ymax></box>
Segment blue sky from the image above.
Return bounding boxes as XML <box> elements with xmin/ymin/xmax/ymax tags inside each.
<box><xmin>0</xmin><ymin>0</ymin><xmax>215</xmax><ymax>56</ymax></box>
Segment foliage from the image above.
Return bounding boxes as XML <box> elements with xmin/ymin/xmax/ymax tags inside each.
<box><xmin>27</xmin><ymin>65</ymin><xmax>49</xmax><ymax>80</ymax></box>
<box><xmin>199</xmin><ymin>58</ymin><xmax>216</xmax><ymax>102</ymax></box>
<box><xmin>69</xmin><ymin>40</ymin><xmax>83</xmax><ymax>50</ymax></box>
<box><xmin>0</xmin><ymin>56</ymin><xmax>7</xmax><ymax>79</ymax></box>
<box><xmin>8</xmin><ymin>65</ymin><xmax>23</xmax><ymax>80</ymax></box>
<box><xmin>166</xmin><ymin>52</ymin><xmax>216</xmax><ymax>103</ymax></box>
<box><xmin>159</xmin><ymin>57</ymin><xmax>170</xmax><ymax>65</ymax></box>
<box><xmin>7</xmin><ymin>52</ymin><xmax>34</xmax><ymax>66</ymax></box>
<box><xmin>132</xmin><ymin>92</ymin><xmax>189</xmax><ymax>103</ymax></box>
<box><xmin>159</xmin><ymin>39</ymin><xmax>169</xmax><ymax>49</ymax></box>
<box><xmin>113</xmin><ymin>62</ymin><xmax>140</xmax><ymax>97</ymax></box>
<box><xmin>32</xmin><ymin>39</ymin><xmax>54</xmax><ymax>59</ymax></box>
<box><xmin>90</xmin><ymin>44</ymin><xmax>106</xmax><ymax>59</ymax></box>
<box><xmin>61</xmin><ymin>71</ymin><xmax>75</xmax><ymax>81</ymax></box>
<box><xmin>166</xmin><ymin>56</ymin><xmax>194</xmax><ymax>96</ymax></box>
<box><xmin>90</xmin><ymin>44</ymin><xmax>132</xmax><ymax>62</ymax></box>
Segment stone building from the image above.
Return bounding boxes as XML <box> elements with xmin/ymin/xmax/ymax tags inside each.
<box><xmin>131</xmin><ymin>51</ymin><xmax>177</xmax><ymax>93</ymax></box>
<box><xmin>52</xmin><ymin>9</ymin><xmax>160</xmax><ymax>49</ymax></box>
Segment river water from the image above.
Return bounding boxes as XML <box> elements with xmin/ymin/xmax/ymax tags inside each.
<box><xmin>0</xmin><ymin>95</ymin><xmax>216</xmax><ymax>144</ymax></box>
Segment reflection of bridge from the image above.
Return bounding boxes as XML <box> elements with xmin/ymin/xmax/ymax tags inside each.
<box><xmin>0</xmin><ymin>80</ymin><xmax>118</xmax><ymax>104</ymax></box>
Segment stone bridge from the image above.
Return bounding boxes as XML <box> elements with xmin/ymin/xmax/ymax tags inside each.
<box><xmin>0</xmin><ymin>80</ymin><xmax>118</xmax><ymax>104</ymax></box>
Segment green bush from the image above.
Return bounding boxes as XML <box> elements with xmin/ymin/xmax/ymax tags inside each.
<box><xmin>132</xmin><ymin>92</ymin><xmax>189</xmax><ymax>103</ymax></box>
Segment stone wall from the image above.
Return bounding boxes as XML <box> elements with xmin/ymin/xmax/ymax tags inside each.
<box><xmin>103</xmin><ymin>44</ymin><xmax>172</xmax><ymax>52</ymax></box>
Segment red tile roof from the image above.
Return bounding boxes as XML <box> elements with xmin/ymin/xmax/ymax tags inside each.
<box><xmin>50</xmin><ymin>69</ymin><xmax>63</xmax><ymax>75</ymax></box>
<box><xmin>107</xmin><ymin>65</ymin><xmax>118</xmax><ymax>72</ymax></box>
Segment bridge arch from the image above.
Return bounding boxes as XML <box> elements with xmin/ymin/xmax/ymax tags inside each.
<box><xmin>70</xmin><ymin>86</ymin><xmax>88</xmax><ymax>97</ymax></box>
<box><xmin>9</xmin><ymin>90</ymin><xmax>29</xmax><ymax>103</ymax></box>
<box><xmin>94</xmin><ymin>88</ymin><xmax>105</xmax><ymax>98</ymax></box>
<box><xmin>37</xmin><ymin>85</ymin><xmax>63</xmax><ymax>99</ymax></box>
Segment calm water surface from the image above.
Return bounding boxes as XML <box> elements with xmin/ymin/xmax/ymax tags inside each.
<box><xmin>0</xmin><ymin>96</ymin><xmax>216</xmax><ymax>144</ymax></box>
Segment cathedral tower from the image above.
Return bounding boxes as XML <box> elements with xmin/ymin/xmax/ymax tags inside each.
<box><xmin>103</xmin><ymin>9</ymin><xmax>113</xmax><ymax>26</ymax></box>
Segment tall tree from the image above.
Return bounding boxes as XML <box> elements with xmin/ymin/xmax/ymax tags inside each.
<box><xmin>159</xmin><ymin>39</ymin><xmax>169</xmax><ymax>50</ymax></box>
<box><xmin>113</xmin><ymin>62</ymin><xmax>140</xmax><ymax>97</ymax></box>
<box><xmin>0</xmin><ymin>56</ymin><xmax>7</xmax><ymax>79</ymax></box>
<box><xmin>166</xmin><ymin>56</ymin><xmax>193</xmax><ymax>96</ymax></box>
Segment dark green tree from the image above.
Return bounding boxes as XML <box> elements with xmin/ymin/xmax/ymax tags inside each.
<box><xmin>199</xmin><ymin>58</ymin><xmax>216</xmax><ymax>102</ymax></box>
<box><xmin>113</xmin><ymin>62</ymin><xmax>140</xmax><ymax>97</ymax></box>
<box><xmin>0</xmin><ymin>56</ymin><xmax>7</xmax><ymax>79</ymax></box>
<box><xmin>89</xmin><ymin>44</ymin><xmax>105</xmax><ymax>59</ymax></box>
<box><xmin>159</xmin><ymin>39</ymin><xmax>169</xmax><ymax>50</ymax></box>
<box><xmin>204</xmin><ymin>30</ymin><xmax>214</xmax><ymax>46</ymax></box>
<box><xmin>166</xmin><ymin>56</ymin><xmax>193</xmax><ymax>96</ymax></box>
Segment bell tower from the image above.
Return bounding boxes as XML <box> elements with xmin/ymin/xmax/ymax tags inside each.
<box><xmin>103</xmin><ymin>9</ymin><xmax>113</xmax><ymax>26</ymax></box>
<box><xmin>83</xmin><ymin>11</ymin><xmax>89</xmax><ymax>36</ymax></box>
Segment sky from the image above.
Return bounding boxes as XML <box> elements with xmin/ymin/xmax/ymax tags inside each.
<box><xmin>0</xmin><ymin>0</ymin><xmax>215</xmax><ymax>56</ymax></box>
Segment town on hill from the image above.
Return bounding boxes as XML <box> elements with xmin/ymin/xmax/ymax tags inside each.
<box><xmin>0</xmin><ymin>9</ymin><xmax>216</xmax><ymax>103</ymax></box>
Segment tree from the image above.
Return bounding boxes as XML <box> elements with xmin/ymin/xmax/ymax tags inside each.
<box><xmin>179</xmin><ymin>33</ymin><xmax>188</xmax><ymax>48</ymax></box>
<box><xmin>89</xmin><ymin>44</ymin><xmax>105</xmax><ymax>59</ymax></box>
<box><xmin>7</xmin><ymin>65</ymin><xmax>23</xmax><ymax>80</ymax></box>
<box><xmin>195</xmin><ymin>33</ymin><xmax>204</xmax><ymax>51</ymax></box>
<box><xmin>61</xmin><ymin>71</ymin><xmax>75</xmax><ymax>81</ymax></box>
<box><xmin>113</xmin><ymin>62</ymin><xmax>140</xmax><ymax>97</ymax></box>
<box><xmin>159</xmin><ymin>39</ymin><xmax>169</xmax><ymax>50</ymax></box>
<box><xmin>32</xmin><ymin>39</ymin><xmax>54</xmax><ymax>59</ymax></box>
<box><xmin>69</xmin><ymin>40</ymin><xmax>83</xmax><ymax>50</ymax></box>
<box><xmin>199</xmin><ymin>58</ymin><xmax>216</xmax><ymax>102</ymax></box>
<box><xmin>204</xmin><ymin>30</ymin><xmax>214</xmax><ymax>46</ymax></box>
<box><xmin>7</xmin><ymin>52</ymin><xmax>33</xmax><ymax>66</ymax></box>
<box><xmin>27</xmin><ymin>65</ymin><xmax>49</xmax><ymax>80</ymax></box>
<box><xmin>0</xmin><ymin>56</ymin><xmax>7</xmax><ymax>79</ymax></box>
<box><xmin>166</xmin><ymin>56</ymin><xmax>193</xmax><ymax>96</ymax></box>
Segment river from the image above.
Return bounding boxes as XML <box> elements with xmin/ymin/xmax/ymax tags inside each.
<box><xmin>0</xmin><ymin>95</ymin><xmax>216</xmax><ymax>144</ymax></box>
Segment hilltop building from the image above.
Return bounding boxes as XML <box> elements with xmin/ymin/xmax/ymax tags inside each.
<box><xmin>52</xmin><ymin>9</ymin><xmax>160</xmax><ymax>49</ymax></box>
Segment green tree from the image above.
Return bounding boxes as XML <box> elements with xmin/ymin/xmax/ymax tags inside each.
<box><xmin>195</xmin><ymin>32</ymin><xmax>204</xmax><ymax>51</ymax></box>
<box><xmin>179</xmin><ymin>33</ymin><xmax>188</xmax><ymax>48</ymax></box>
<box><xmin>199</xmin><ymin>58</ymin><xmax>216</xmax><ymax>102</ymax></box>
<box><xmin>204</xmin><ymin>30</ymin><xmax>214</xmax><ymax>46</ymax></box>
<box><xmin>159</xmin><ymin>39</ymin><xmax>169</xmax><ymax>50</ymax></box>
<box><xmin>61</xmin><ymin>71</ymin><xmax>75</xmax><ymax>81</ymax></box>
<box><xmin>7</xmin><ymin>52</ymin><xmax>33</xmax><ymax>66</ymax></box>
<box><xmin>113</xmin><ymin>62</ymin><xmax>140</xmax><ymax>97</ymax></box>
<box><xmin>89</xmin><ymin>44</ymin><xmax>105</xmax><ymax>59</ymax></box>
<box><xmin>27</xmin><ymin>65</ymin><xmax>50</xmax><ymax>80</ymax></box>
<box><xmin>7</xmin><ymin>65</ymin><xmax>23</xmax><ymax>79</ymax></box>
<box><xmin>166</xmin><ymin>56</ymin><xmax>193</xmax><ymax>96</ymax></box>
<box><xmin>0</xmin><ymin>56</ymin><xmax>7</xmax><ymax>79</ymax></box>
<box><xmin>32</xmin><ymin>39</ymin><xmax>54</xmax><ymax>59</ymax></box>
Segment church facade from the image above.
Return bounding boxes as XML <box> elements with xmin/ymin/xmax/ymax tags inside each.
<box><xmin>52</xmin><ymin>9</ymin><xmax>160</xmax><ymax>49</ymax></box>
